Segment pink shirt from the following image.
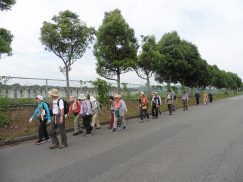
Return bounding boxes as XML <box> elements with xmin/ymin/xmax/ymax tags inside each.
<box><xmin>114</xmin><ymin>99</ymin><xmax>122</xmax><ymax>110</ymax></box>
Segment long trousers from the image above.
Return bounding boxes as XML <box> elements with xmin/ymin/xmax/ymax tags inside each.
<box><xmin>83</xmin><ymin>115</ymin><xmax>93</xmax><ymax>134</ymax></box>
<box><xmin>49</xmin><ymin>115</ymin><xmax>67</xmax><ymax>145</ymax></box>
<box><xmin>168</xmin><ymin>104</ymin><xmax>173</xmax><ymax>115</ymax></box>
<box><xmin>182</xmin><ymin>100</ymin><xmax>188</xmax><ymax>111</ymax></box>
<box><xmin>109</xmin><ymin>113</ymin><xmax>114</xmax><ymax>128</ymax></box>
<box><xmin>140</xmin><ymin>107</ymin><xmax>149</xmax><ymax>120</ymax></box>
<box><xmin>73</xmin><ymin>113</ymin><xmax>82</xmax><ymax>133</ymax></box>
<box><xmin>91</xmin><ymin>113</ymin><xmax>101</xmax><ymax>128</ymax></box>
<box><xmin>152</xmin><ymin>105</ymin><xmax>158</xmax><ymax>118</ymax></box>
<box><xmin>38</xmin><ymin>119</ymin><xmax>49</xmax><ymax>140</ymax></box>
<box><xmin>196</xmin><ymin>98</ymin><xmax>200</xmax><ymax>105</ymax></box>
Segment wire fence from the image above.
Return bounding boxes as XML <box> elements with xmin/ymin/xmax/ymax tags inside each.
<box><xmin>0</xmin><ymin>76</ymin><xmax>225</xmax><ymax>100</ymax></box>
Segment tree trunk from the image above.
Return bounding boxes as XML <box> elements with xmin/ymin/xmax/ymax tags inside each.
<box><xmin>146</xmin><ymin>75</ymin><xmax>151</xmax><ymax>94</ymax></box>
<box><xmin>167</xmin><ymin>76</ymin><xmax>171</xmax><ymax>90</ymax></box>
<box><xmin>117</xmin><ymin>71</ymin><xmax>121</xmax><ymax>94</ymax></box>
<box><xmin>65</xmin><ymin>67</ymin><xmax>70</xmax><ymax>99</ymax></box>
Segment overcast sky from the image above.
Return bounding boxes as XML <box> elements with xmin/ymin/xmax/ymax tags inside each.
<box><xmin>0</xmin><ymin>0</ymin><xmax>243</xmax><ymax>85</ymax></box>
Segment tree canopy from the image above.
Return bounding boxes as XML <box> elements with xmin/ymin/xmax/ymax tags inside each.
<box><xmin>94</xmin><ymin>9</ymin><xmax>138</xmax><ymax>93</ymax></box>
<box><xmin>0</xmin><ymin>0</ymin><xmax>15</xmax><ymax>11</ymax></box>
<box><xmin>40</xmin><ymin>10</ymin><xmax>95</xmax><ymax>97</ymax></box>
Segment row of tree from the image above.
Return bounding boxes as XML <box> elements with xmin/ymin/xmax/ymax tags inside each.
<box><xmin>1</xmin><ymin>5</ymin><xmax>241</xmax><ymax>96</ymax></box>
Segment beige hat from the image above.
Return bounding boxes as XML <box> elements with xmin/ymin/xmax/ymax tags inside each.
<box><xmin>36</xmin><ymin>95</ymin><xmax>43</xmax><ymax>100</ymax></box>
<box><xmin>90</xmin><ymin>96</ymin><xmax>96</xmax><ymax>102</ymax></box>
<box><xmin>69</xmin><ymin>96</ymin><xmax>76</xmax><ymax>102</ymax></box>
<box><xmin>78</xmin><ymin>94</ymin><xmax>86</xmax><ymax>100</ymax></box>
<box><xmin>139</xmin><ymin>91</ymin><xmax>144</xmax><ymax>95</ymax></box>
<box><xmin>114</xmin><ymin>94</ymin><xmax>121</xmax><ymax>98</ymax></box>
<box><xmin>48</xmin><ymin>89</ymin><xmax>59</xmax><ymax>97</ymax></box>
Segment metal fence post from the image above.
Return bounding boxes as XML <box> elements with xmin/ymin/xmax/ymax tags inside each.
<box><xmin>45</xmin><ymin>79</ymin><xmax>48</xmax><ymax>98</ymax></box>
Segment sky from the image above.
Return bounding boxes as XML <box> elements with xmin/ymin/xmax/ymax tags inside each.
<box><xmin>0</xmin><ymin>0</ymin><xmax>243</xmax><ymax>86</ymax></box>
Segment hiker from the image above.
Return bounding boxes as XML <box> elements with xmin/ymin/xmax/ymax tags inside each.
<box><xmin>203</xmin><ymin>91</ymin><xmax>208</xmax><ymax>105</ymax></box>
<box><xmin>165</xmin><ymin>90</ymin><xmax>174</xmax><ymax>115</ymax></box>
<box><xmin>209</xmin><ymin>92</ymin><xmax>213</xmax><ymax>103</ymax></box>
<box><xmin>79</xmin><ymin>94</ymin><xmax>93</xmax><ymax>136</ymax></box>
<box><xmin>156</xmin><ymin>92</ymin><xmax>162</xmax><ymax>115</ymax></box>
<box><xmin>181</xmin><ymin>90</ymin><xmax>189</xmax><ymax>111</ymax></box>
<box><xmin>68</xmin><ymin>96</ymin><xmax>82</xmax><ymax>136</ymax></box>
<box><xmin>90</xmin><ymin>96</ymin><xmax>101</xmax><ymax>129</ymax></box>
<box><xmin>138</xmin><ymin>92</ymin><xmax>149</xmax><ymax>123</ymax></box>
<box><xmin>172</xmin><ymin>91</ymin><xmax>177</xmax><ymax>112</ymax></box>
<box><xmin>29</xmin><ymin>95</ymin><xmax>51</xmax><ymax>145</ymax></box>
<box><xmin>108</xmin><ymin>96</ymin><xmax>115</xmax><ymax>129</ymax></box>
<box><xmin>151</xmin><ymin>92</ymin><xmax>159</xmax><ymax>119</ymax></box>
<box><xmin>48</xmin><ymin>89</ymin><xmax>68</xmax><ymax>149</ymax></box>
<box><xmin>195</xmin><ymin>91</ymin><xmax>200</xmax><ymax>105</ymax></box>
<box><xmin>119</xmin><ymin>97</ymin><xmax>128</xmax><ymax>130</ymax></box>
<box><xmin>111</xmin><ymin>94</ymin><xmax>122</xmax><ymax>133</ymax></box>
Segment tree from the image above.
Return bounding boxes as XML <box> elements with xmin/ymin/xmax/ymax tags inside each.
<box><xmin>92</xmin><ymin>78</ymin><xmax>111</xmax><ymax>103</ymax></box>
<box><xmin>0</xmin><ymin>0</ymin><xmax>15</xmax><ymax>58</ymax></box>
<box><xmin>134</xmin><ymin>35</ymin><xmax>163</xmax><ymax>94</ymax></box>
<box><xmin>0</xmin><ymin>28</ymin><xmax>13</xmax><ymax>58</ymax></box>
<box><xmin>94</xmin><ymin>9</ymin><xmax>138</xmax><ymax>94</ymax></box>
<box><xmin>40</xmin><ymin>10</ymin><xmax>95</xmax><ymax>98</ymax></box>
<box><xmin>0</xmin><ymin>0</ymin><xmax>15</xmax><ymax>11</ymax></box>
<box><xmin>155</xmin><ymin>31</ymin><xmax>184</xmax><ymax>88</ymax></box>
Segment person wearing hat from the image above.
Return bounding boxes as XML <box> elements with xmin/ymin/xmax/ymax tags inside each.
<box><xmin>48</xmin><ymin>89</ymin><xmax>68</xmax><ymax>149</ymax></box>
<box><xmin>90</xmin><ymin>96</ymin><xmax>101</xmax><ymax>129</ymax></box>
<box><xmin>203</xmin><ymin>91</ymin><xmax>208</xmax><ymax>105</ymax></box>
<box><xmin>79</xmin><ymin>94</ymin><xmax>93</xmax><ymax>136</ymax></box>
<box><xmin>111</xmin><ymin>94</ymin><xmax>123</xmax><ymax>132</ymax></box>
<box><xmin>29</xmin><ymin>95</ymin><xmax>51</xmax><ymax>145</ymax></box>
<box><xmin>68</xmin><ymin>96</ymin><xmax>82</xmax><ymax>136</ymax></box>
<box><xmin>138</xmin><ymin>92</ymin><xmax>149</xmax><ymax>123</ymax></box>
<box><xmin>165</xmin><ymin>90</ymin><xmax>174</xmax><ymax>115</ymax></box>
<box><xmin>151</xmin><ymin>92</ymin><xmax>159</xmax><ymax>119</ymax></box>
<box><xmin>181</xmin><ymin>90</ymin><xmax>189</xmax><ymax>111</ymax></box>
<box><xmin>195</xmin><ymin>91</ymin><xmax>200</xmax><ymax>105</ymax></box>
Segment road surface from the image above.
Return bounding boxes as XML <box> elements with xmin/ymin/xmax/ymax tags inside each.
<box><xmin>1</xmin><ymin>96</ymin><xmax>243</xmax><ymax>182</ymax></box>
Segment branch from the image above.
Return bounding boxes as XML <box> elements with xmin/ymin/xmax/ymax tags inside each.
<box><xmin>133</xmin><ymin>68</ymin><xmax>147</xmax><ymax>80</ymax></box>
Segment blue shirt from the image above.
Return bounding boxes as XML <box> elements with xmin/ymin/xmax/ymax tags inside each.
<box><xmin>31</xmin><ymin>101</ymin><xmax>51</xmax><ymax>121</ymax></box>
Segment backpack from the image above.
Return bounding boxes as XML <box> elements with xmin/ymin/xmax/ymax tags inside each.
<box><xmin>57</xmin><ymin>98</ymin><xmax>69</xmax><ymax>115</ymax></box>
<box><xmin>44</xmin><ymin>101</ymin><xmax>53</xmax><ymax>116</ymax></box>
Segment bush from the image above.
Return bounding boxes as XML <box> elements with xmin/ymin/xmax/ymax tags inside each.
<box><xmin>0</xmin><ymin>112</ymin><xmax>10</xmax><ymax>128</ymax></box>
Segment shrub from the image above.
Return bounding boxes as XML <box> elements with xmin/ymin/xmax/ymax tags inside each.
<box><xmin>0</xmin><ymin>112</ymin><xmax>10</xmax><ymax>128</ymax></box>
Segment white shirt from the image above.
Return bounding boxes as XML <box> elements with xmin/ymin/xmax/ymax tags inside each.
<box><xmin>52</xmin><ymin>98</ymin><xmax>64</xmax><ymax>115</ymax></box>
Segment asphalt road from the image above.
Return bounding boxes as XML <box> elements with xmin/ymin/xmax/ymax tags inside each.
<box><xmin>1</xmin><ymin>96</ymin><xmax>243</xmax><ymax>182</ymax></box>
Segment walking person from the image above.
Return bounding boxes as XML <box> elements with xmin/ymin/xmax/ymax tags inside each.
<box><xmin>90</xmin><ymin>96</ymin><xmax>101</xmax><ymax>129</ymax></box>
<box><xmin>172</xmin><ymin>91</ymin><xmax>177</xmax><ymax>112</ymax></box>
<box><xmin>111</xmin><ymin>94</ymin><xmax>122</xmax><ymax>133</ymax></box>
<box><xmin>209</xmin><ymin>92</ymin><xmax>213</xmax><ymax>103</ymax></box>
<box><xmin>108</xmin><ymin>96</ymin><xmax>115</xmax><ymax>129</ymax></box>
<box><xmin>156</xmin><ymin>92</ymin><xmax>162</xmax><ymax>115</ymax></box>
<box><xmin>165</xmin><ymin>90</ymin><xmax>174</xmax><ymax>115</ymax></box>
<box><xmin>195</xmin><ymin>91</ymin><xmax>200</xmax><ymax>105</ymax></box>
<box><xmin>138</xmin><ymin>92</ymin><xmax>149</xmax><ymax>123</ymax></box>
<box><xmin>203</xmin><ymin>91</ymin><xmax>208</xmax><ymax>105</ymax></box>
<box><xmin>119</xmin><ymin>98</ymin><xmax>128</xmax><ymax>130</ymax></box>
<box><xmin>181</xmin><ymin>90</ymin><xmax>189</xmax><ymax>111</ymax></box>
<box><xmin>29</xmin><ymin>95</ymin><xmax>51</xmax><ymax>145</ymax></box>
<box><xmin>151</xmin><ymin>92</ymin><xmax>159</xmax><ymax>119</ymax></box>
<box><xmin>48</xmin><ymin>89</ymin><xmax>68</xmax><ymax>149</ymax></box>
<box><xmin>79</xmin><ymin>94</ymin><xmax>93</xmax><ymax>136</ymax></box>
<box><xmin>68</xmin><ymin>96</ymin><xmax>82</xmax><ymax>136</ymax></box>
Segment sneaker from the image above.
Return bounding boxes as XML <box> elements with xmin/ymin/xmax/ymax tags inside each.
<box><xmin>73</xmin><ymin>132</ymin><xmax>80</xmax><ymax>136</ymax></box>
<box><xmin>123</xmin><ymin>126</ymin><xmax>127</xmax><ymax>129</ymax></box>
<box><xmin>49</xmin><ymin>144</ymin><xmax>59</xmax><ymax>149</ymax></box>
<box><xmin>95</xmin><ymin>127</ymin><xmax>101</xmax><ymax>129</ymax></box>
<box><xmin>35</xmin><ymin>140</ymin><xmax>44</xmax><ymax>145</ymax></box>
<box><xmin>59</xmin><ymin>144</ymin><xmax>68</xmax><ymax>149</ymax></box>
<box><xmin>110</xmin><ymin>128</ymin><xmax>116</xmax><ymax>133</ymax></box>
<box><xmin>139</xmin><ymin>120</ymin><xmax>144</xmax><ymax>123</ymax></box>
<box><xmin>79</xmin><ymin>130</ymin><xmax>83</xmax><ymax>134</ymax></box>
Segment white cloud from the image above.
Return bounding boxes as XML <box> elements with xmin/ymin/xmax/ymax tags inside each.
<box><xmin>0</xmin><ymin>0</ymin><xmax>243</xmax><ymax>85</ymax></box>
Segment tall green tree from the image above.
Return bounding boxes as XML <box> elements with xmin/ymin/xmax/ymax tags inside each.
<box><xmin>0</xmin><ymin>0</ymin><xmax>15</xmax><ymax>11</ymax></box>
<box><xmin>134</xmin><ymin>35</ymin><xmax>163</xmax><ymax>94</ymax></box>
<box><xmin>94</xmin><ymin>9</ymin><xmax>138</xmax><ymax>94</ymax></box>
<box><xmin>155</xmin><ymin>31</ymin><xmax>184</xmax><ymax>88</ymax></box>
<box><xmin>0</xmin><ymin>0</ymin><xmax>15</xmax><ymax>58</ymax></box>
<box><xmin>40</xmin><ymin>10</ymin><xmax>95</xmax><ymax>98</ymax></box>
<box><xmin>0</xmin><ymin>28</ymin><xmax>13</xmax><ymax>58</ymax></box>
